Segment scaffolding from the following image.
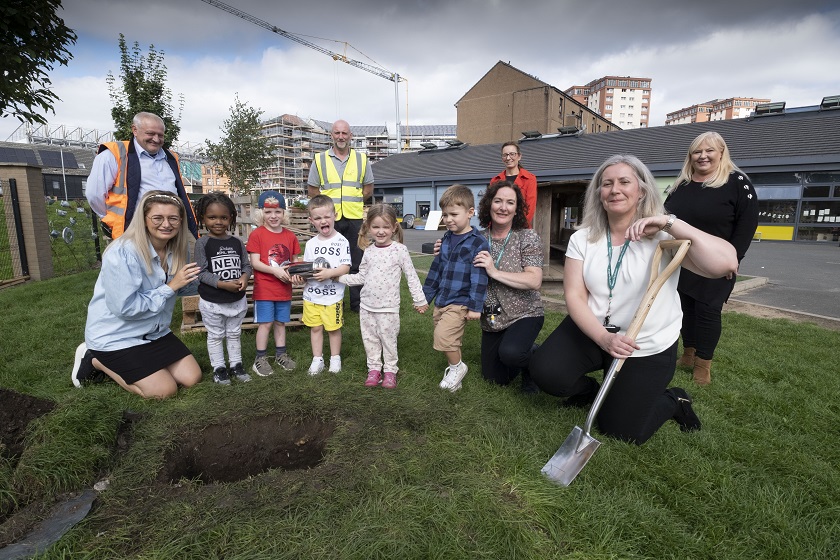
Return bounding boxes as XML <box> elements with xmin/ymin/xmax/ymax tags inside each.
<box><xmin>259</xmin><ymin>115</ymin><xmax>329</xmax><ymax>200</ymax></box>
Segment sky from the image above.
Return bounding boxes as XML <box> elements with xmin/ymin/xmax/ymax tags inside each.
<box><xmin>3</xmin><ymin>0</ymin><xmax>840</xmax><ymax>149</ymax></box>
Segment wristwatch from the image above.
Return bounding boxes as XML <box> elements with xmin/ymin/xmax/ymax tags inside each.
<box><xmin>661</xmin><ymin>214</ymin><xmax>677</xmax><ymax>233</ymax></box>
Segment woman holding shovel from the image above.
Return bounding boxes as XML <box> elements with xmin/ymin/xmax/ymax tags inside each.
<box><xmin>529</xmin><ymin>155</ymin><xmax>737</xmax><ymax>444</ymax></box>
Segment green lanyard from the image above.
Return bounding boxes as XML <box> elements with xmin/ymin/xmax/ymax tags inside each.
<box><xmin>605</xmin><ymin>239</ymin><xmax>630</xmax><ymax>326</ymax></box>
<box><xmin>487</xmin><ymin>228</ymin><xmax>512</xmax><ymax>268</ymax></box>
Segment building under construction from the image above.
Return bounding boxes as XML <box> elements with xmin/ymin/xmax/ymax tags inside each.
<box><xmin>259</xmin><ymin>115</ymin><xmax>330</xmax><ymax>201</ymax></box>
<box><xmin>259</xmin><ymin>116</ymin><xmax>457</xmax><ymax>199</ymax></box>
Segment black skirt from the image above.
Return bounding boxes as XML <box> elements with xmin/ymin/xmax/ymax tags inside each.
<box><xmin>90</xmin><ymin>332</ymin><xmax>192</xmax><ymax>385</ymax></box>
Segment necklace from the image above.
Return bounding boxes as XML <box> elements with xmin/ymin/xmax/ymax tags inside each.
<box><xmin>604</xmin><ymin>238</ymin><xmax>630</xmax><ymax>331</ymax></box>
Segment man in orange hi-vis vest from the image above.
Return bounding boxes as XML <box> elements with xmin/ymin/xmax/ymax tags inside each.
<box><xmin>86</xmin><ymin>112</ymin><xmax>197</xmax><ymax>239</ymax></box>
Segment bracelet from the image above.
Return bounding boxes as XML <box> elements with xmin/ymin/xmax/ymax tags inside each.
<box><xmin>661</xmin><ymin>214</ymin><xmax>677</xmax><ymax>232</ymax></box>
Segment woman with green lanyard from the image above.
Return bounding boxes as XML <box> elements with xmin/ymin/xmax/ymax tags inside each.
<box><xmin>472</xmin><ymin>181</ymin><xmax>544</xmax><ymax>391</ymax></box>
<box><xmin>529</xmin><ymin>155</ymin><xmax>737</xmax><ymax>444</ymax></box>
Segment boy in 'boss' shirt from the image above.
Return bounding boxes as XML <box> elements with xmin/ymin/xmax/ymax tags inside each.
<box><xmin>292</xmin><ymin>195</ymin><xmax>351</xmax><ymax>375</ymax></box>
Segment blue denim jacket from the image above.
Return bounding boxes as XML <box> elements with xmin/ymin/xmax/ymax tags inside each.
<box><xmin>85</xmin><ymin>238</ymin><xmax>197</xmax><ymax>351</ymax></box>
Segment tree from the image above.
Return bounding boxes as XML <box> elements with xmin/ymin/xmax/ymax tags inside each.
<box><xmin>0</xmin><ymin>0</ymin><xmax>77</xmax><ymax>125</ymax></box>
<box><xmin>203</xmin><ymin>95</ymin><xmax>274</xmax><ymax>194</ymax></box>
<box><xmin>106</xmin><ymin>34</ymin><xmax>183</xmax><ymax>145</ymax></box>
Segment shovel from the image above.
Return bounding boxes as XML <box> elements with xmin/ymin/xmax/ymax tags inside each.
<box><xmin>541</xmin><ymin>239</ymin><xmax>692</xmax><ymax>486</ymax></box>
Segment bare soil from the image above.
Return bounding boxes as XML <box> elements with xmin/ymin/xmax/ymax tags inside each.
<box><xmin>0</xmin><ymin>388</ymin><xmax>56</xmax><ymax>462</ymax></box>
<box><xmin>0</xmin><ymin>407</ymin><xmax>335</xmax><ymax>550</ymax></box>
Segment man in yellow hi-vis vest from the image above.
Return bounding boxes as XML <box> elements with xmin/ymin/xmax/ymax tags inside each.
<box><xmin>308</xmin><ymin>120</ymin><xmax>374</xmax><ymax>312</ymax></box>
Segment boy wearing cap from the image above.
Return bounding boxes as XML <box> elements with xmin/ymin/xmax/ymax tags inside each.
<box><xmin>246</xmin><ymin>191</ymin><xmax>301</xmax><ymax>376</ymax></box>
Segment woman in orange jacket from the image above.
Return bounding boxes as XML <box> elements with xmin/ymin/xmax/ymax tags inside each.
<box><xmin>491</xmin><ymin>141</ymin><xmax>537</xmax><ymax>228</ymax></box>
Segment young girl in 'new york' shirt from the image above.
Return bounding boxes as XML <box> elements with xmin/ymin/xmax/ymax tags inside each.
<box><xmin>194</xmin><ymin>192</ymin><xmax>253</xmax><ymax>385</ymax></box>
<box><xmin>339</xmin><ymin>204</ymin><xmax>428</xmax><ymax>388</ymax></box>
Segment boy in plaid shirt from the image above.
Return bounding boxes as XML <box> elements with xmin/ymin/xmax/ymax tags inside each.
<box><xmin>423</xmin><ymin>184</ymin><xmax>489</xmax><ymax>392</ymax></box>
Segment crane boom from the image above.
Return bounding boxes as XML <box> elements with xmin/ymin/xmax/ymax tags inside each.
<box><xmin>198</xmin><ymin>0</ymin><xmax>404</xmax><ymax>83</ymax></box>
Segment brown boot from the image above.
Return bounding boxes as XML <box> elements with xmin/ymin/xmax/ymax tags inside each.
<box><xmin>677</xmin><ymin>347</ymin><xmax>696</xmax><ymax>368</ymax></box>
<box><xmin>693</xmin><ymin>358</ymin><xmax>712</xmax><ymax>386</ymax></box>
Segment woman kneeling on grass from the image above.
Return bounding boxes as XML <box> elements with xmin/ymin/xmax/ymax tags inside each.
<box><xmin>71</xmin><ymin>190</ymin><xmax>202</xmax><ymax>399</ymax></box>
<box><xmin>529</xmin><ymin>155</ymin><xmax>738</xmax><ymax>444</ymax></box>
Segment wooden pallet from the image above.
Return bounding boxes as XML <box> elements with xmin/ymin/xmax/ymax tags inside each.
<box><xmin>181</xmin><ymin>218</ymin><xmax>316</xmax><ymax>333</ymax></box>
<box><xmin>181</xmin><ymin>284</ymin><xmax>305</xmax><ymax>333</ymax></box>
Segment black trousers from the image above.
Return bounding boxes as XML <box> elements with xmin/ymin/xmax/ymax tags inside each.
<box><xmin>529</xmin><ymin>316</ymin><xmax>680</xmax><ymax>445</ymax></box>
<box><xmin>334</xmin><ymin>217</ymin><xmax>362</xmax><ymax>311</ymax></box>
<box><xmin>679</xmin><ymin>293</ymin><xmax>722</xmax><ymax>360</ymax></box>
<box><xmin>480</xmin><ymin>315</ymin><xmax>544</xmax><ymax>385</ymax></box>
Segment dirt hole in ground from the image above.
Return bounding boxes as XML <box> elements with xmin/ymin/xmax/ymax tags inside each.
<box><xmin>0</xmin><ymin>388</ymin><xmax>56</xmax><ymax>462</ymax></box>
<box><xmin>158</xmin><ymin>414</ymin><xmax>335</xmax><ymax>484</ymax></box>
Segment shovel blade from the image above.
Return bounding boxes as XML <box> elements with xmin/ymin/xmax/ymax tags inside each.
<box><xmin>541</xmin><ymin>425</ymin><xmax>601</xmax><ymax>486</ymax></box>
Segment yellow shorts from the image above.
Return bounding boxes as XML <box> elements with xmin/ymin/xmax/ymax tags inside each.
<box><xmin>302</xmin><ymin>300</ymin><xmax>344</xmax><ymax>331</ymax></box>
<box><xmin>432</xmin><ymin>304</ymin><xmax>468</xmax><ymax>352</ymax></box>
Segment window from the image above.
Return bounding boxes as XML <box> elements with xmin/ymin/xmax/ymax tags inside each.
<box><xmin>757</xmin><ymin>200</ymin><xmax>797</xmax><ymax>223</ymax></box>
<box><xmin>803</xmin><ymin>185</ymin><xmax>831</xmax><ymax>198</ymax></box>
<box><xmin>751</xmin><ymin>173</ymin><xmax>802</xmax><ymax>186</ymax></box>
<box><xmin>806</xmin><ymin>171</ymin><xmax>840</xmax><ymax>183</ymax></box>
<box><xmin>800</xmin><ymin>201</ymin><xmax>840</xmax><ymax>224</ymax></box>
<box><xmin>81</xmin><ymin>180</ymin><xmax>87</xmax><ymax>194</ymax></box>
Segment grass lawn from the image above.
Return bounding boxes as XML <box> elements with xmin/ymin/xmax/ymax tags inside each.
<box><xmin>0</xmin><ymin>266</ymin><xmax>838</xmax><ymax>559</ymax></box>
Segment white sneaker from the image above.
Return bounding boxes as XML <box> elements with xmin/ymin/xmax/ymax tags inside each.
<box><xmin>328</xmin><ymin>355</ymin><xmax>342</xmax><ymax>374</ymax></box>
<box><xmin>308</xmin><ymin>357</ymin><xmax>325</xmax><ymax>376</ymax></box>
<box><xmin>439</xmin><ymin>362</ymin><xmax>468</xmax><ymax>392</ymax></box>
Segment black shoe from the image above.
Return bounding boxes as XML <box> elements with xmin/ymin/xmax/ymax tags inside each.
<box><xmin>213</xmin><ymin>366</ymin><xmax>232</xmax><ymax>386</ymax></box>
<box><xmin>229</xmin><ymin>363</ymin><xmax>252</xmax><ymax>382</ymax></box>
<box><xmin>520</xmin><ymin>370</ymin><xmax>540</xmax><ymax>395</ymax></box>
<box><xmin>71</xmin><ymin>343</ymin><xmax>96</xmax><ymax>388</ymax></box>
<box><xmin>558</xmin><ymin>378</ymin><xmax>600</xmax><ymax>408</ymax></box>
<box><xmin>668</xmin><ymin>387</ymin><xmax>701</xmax><ymax>432</ymax></box>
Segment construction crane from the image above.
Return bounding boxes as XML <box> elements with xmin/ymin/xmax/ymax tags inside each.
<box><xmin>198</xmin><ymin>0</ymin><xmax>406</xmax><ymax>150</ymax></box>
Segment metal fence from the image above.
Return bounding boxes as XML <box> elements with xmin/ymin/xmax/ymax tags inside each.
<box><xmin>45</xmin><ymin>198</ymin><xmax>102</xmax><ymax>277</ymax></box>
<box><xmin>0</xmin><ymin>195</ymin><xmax>103</xmax><ymax>285</ymax></box>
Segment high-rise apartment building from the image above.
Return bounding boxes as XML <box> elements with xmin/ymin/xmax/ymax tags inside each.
<box><xmin>565</xmin><ymin>76</ymin><xmax>652</xmax><ymax>129</ymax></box>
<box><xmin>665</xmin><ymin>97</ymin><xmax>771</xmax><ymax>125</ymax></box>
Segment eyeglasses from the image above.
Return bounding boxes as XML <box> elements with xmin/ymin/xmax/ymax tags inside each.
<box><xmin>502</xmin><ymin>152</ymin><xmax>519</xmax><ymax>159</ymax></box>
<box><xmin>147</xmin><ymin>215</ymin><xmax>182</xmax><ymax>226</ymax></box>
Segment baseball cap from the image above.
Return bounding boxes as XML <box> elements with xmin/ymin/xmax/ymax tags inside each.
<box><xmin>258</xmin><ymin>190</ymin><xmax>286</xmax><ymax>209</ymax></box>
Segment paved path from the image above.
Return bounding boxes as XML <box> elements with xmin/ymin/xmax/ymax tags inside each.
<box><xmin>403</xmin><ymin>231</ymin><xmax>840</xmax><ymax>320</ymax></box>
<box><xmin>731</xmin><ymin>241</ymin><xmax>840</xmax><ymax>319</ymax></box>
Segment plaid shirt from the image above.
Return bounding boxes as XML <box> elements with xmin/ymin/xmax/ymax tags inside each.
<box><xmin>423</xmin><ymin>229</ymin><xmax>490</xmax><ymax>313</ymax></box>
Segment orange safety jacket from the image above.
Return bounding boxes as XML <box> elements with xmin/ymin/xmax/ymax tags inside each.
<box><xmin>98</xmin><ymin>140</ymin><xmax>198</xmax><ymax>239</ymax></box>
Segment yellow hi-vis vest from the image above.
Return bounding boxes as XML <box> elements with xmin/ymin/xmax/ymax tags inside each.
<box><xmin>314</xmin><ymin>149</ymin><xmax>367</xmax><ymax>220</ymax></box>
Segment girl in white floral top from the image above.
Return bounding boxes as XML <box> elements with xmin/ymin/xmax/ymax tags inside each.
<box><xmin>339</xmin><ymin>204</ymin><xmax>428</xmax><ymax>389</ymax></box>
